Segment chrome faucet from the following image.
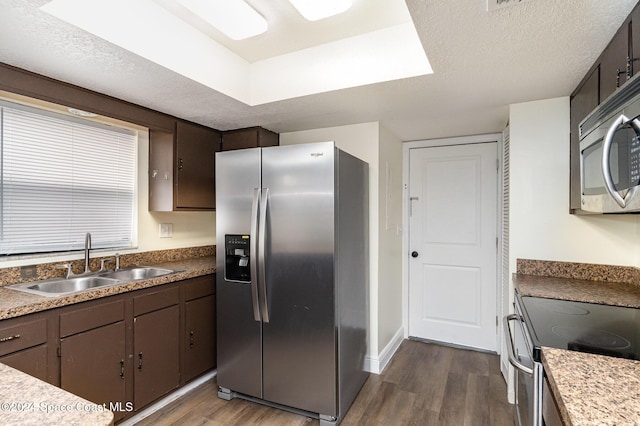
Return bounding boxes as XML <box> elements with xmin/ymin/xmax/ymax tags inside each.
<box><xmin>83</xmin><ymin>232</ymin><xmax>92</xmax><ymax>274</ymax></box>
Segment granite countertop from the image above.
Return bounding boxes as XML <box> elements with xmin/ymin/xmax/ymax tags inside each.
<box><xmin>0</xmin><ymin>256</ymin><xmax>216</xmax><ymax>320</ymax></box>
<box><xmin>0</xmin><ymin>363</ymin><xmax>113</xmax><ymax>425</ymax></box>
<box><xmin>514</xmin><ymin>264</ymin><xmax>640</xmax><ymax>426</ymax></box>
<box><xmin>542</xmin><ymin>347</ymin><xmax>640</xmax><ymax>426</ymax></box>
<box><xmin>513</xmin><ymin>273</ymin><xmax>640</xmax><ymax>308</ymax></box>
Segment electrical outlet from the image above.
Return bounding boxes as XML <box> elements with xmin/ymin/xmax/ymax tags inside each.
<box><xmin>159</xmin><ymin>223</ymin><xmax>173</xmax><ymax>238</ymax></box>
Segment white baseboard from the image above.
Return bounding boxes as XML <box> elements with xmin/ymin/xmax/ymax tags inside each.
<box><xmin>364</xmin><ymin>327</ymin><xmax>404</xmax><ymax>374</ymax></box>
<box><xmin>118</xmin><ymin>370</ymin><xmax>216</xmax><ymax>426</ymax></box>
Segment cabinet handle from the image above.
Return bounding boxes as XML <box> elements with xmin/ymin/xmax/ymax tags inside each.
<box><xmin>189</xmin><ymin>330</ymin><xmax>194</xmax><ymax>348</ymax></box>
<box><xmin>138</xmin><ymin>352</ymin><xmax>143</xmax><ymax>370</ymax></box>
<box><xmin>0</xmin><ymin>334</ymin><xmax>21</xmax><ymax>343</ymax></box>
<box><xmin>616</xmin><ymin>67</ymin><xmax>628</xmax><ymax>88</ymax></box>
<box><xmin>120</xmin><ymin>360</ymin><xmax>125</xmax><ymax>379</ymax></box>
<box><xmin>178</xmin><ymin>158</ymin><xmax>184</xmax><ymax>171</ymax></box>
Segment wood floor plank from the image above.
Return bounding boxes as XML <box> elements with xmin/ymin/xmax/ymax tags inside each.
<box><xmin>437</xmin><ymin>371</ymin><xmax>468</xmax><ymax>425</ymax></box>
<box><xmin>464</xmin><ymin>373</ymin><xmax>490</xmax><ymax>426</ymax></box>
<box><xmin>131</xmin><ymin>340</ymin><xmax>514</xmax><ymax>426</ymax></box>
<box><xmin>340</xmin><ymin>374</ymin><xmax>383</xmax><ymax>426</ymax></box>
<box><xmin>489</xmin><ymin>372</ymin><xmax>515</xmax><ymax>426</ymax></box>
<box><xmin>357</xmin><ymin>381</ymin><xmax>417</xmax><ymax>426</ymax></box>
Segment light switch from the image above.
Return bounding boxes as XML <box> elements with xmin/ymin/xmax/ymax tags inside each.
<box><xmin>159</xmin><ymin>223</ymin><xmax>173</xmax><ymax>238</ymax></box>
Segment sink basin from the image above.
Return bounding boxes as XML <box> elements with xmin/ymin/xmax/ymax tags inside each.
<box><xmin>8</xmin><ymin>276</ymin><xmax>121</xmax><ymax>297</ymax></box>
<box><xmin>99</xmin><ymin>266</ymin><xmax>177</xmax><ymax>282</ymax></box>
<box><xmin>7</xmin><ymin>266</ymin><xmax>180</xmax><ymax>298</ymax></box>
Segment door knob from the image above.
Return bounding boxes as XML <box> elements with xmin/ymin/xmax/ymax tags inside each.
<box><xmin>411</xmin><ymin>251</ymin><xmax>419</xmax><ymax>258</ymax></box>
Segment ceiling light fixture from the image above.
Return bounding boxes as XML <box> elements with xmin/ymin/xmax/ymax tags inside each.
<box><xmin>177</xmin><ymin>0</ymin><xmax>267</xmax><ymax>40</ymax></box>
<box><xmin>288</xmin><ymin>0</ymin><xmax>353</xmax><ymax>21</ymax></box>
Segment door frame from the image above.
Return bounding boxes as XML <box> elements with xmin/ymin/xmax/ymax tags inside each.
<box><xmin>402</xmin><ymin>133</ymin><xmax>507</xmax><ymax>369</ymax></box>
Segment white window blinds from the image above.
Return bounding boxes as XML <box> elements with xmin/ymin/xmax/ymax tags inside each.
<box><xmin>0</xmin><ymin>101</ymin><xmax>136</xmax><ymax>256</ymax></box>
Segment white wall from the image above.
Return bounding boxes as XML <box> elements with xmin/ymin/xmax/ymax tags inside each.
<box><xmin>377</xmin><ymin>126</ymin><xmax>404</xmax><ymax>353</ymax></box>
<box><xmin>509</xmin><ymin>96</ymin><xmax>640</xmax><ymax>277</ymax></box>
<box><xmin>281</xmin><ymin>122</ymin><xmax>404</xmax><ymax>366</ymax></box>
<box><xmin>0</xmin><ymin>130</ymin><xmax>215</xmax><ymax>268</ymax></box>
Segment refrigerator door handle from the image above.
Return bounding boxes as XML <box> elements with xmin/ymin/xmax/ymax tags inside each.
<box><xmin>250</xmin><ymin>188</ymin><xmax>261</xmax><ymax>322</ymax></box>
<box><xmin>258</xmin><ymin>187</ymin><xmax>270</xmax><ymax>323</ymax></box>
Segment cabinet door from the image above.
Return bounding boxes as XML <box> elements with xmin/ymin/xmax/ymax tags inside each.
<box><xmin>600</xmin><ymin>25</ymin><xmax>630</xmax><ymax>101</ymax></box>
<box><xmin>0</xmin><ymin>345</ymin><xmax>48</xmax><ymax>383</ymax></box>
<box><xmin>60</xmin><ymin>321</ymin><xmax>127</xmax><ymax>421</ymax></box>
<box><xmin>148</xmin><ymin>129</ymin><xmax>175</xmax><ymax>212</ymax></box>
<box><xmin>175</xmin><ymin>121</ymin><xmax>220</xmax><ymax>209</ymax></box>
<box><xmin>134</xmin><ymin>305</ymin><xmax>180</xmax><ymax>409</ymax></box>
<box><xmin>632</xmin><ymin>6</ymin><xmax>640</xmax><ymax>77</ymax></box>
<box><xmin>570</xmin><ymin>67</ymin><xmax>599</xmax><ymax>212</ymax></box>
<box><xmin>184</xmin><ymin>294</ymin><xmax>216</xmax><ymax>382</ymax></box>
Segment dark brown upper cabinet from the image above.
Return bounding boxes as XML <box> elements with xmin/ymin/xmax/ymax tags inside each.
<box><xmin>569</xmin><ymin>2</ymin><xmax>640</xmax><ymax>214</ymax></box>
<box><xmin>149</xmin><ymin>120</ymin><xmax>221</xmax><ymax>211</ymax></box>
<box><xmin>632</xmin><ymin>7</ymin><xmax>640</xmax><ymax>78</ymax></box>
<box><xmin>569</xmin><ymin>67</ymin><xmax>599</xmax><ymax>212</ymax></box>
<box><xmin>221</xmin><ymin>126</ymin><xmax>279</xmax><ymax>151</ymax></box>
<box><xmin>599</xmin><ymin>25</ymin><xmax>630</xmax><ymax>102</ymax></box>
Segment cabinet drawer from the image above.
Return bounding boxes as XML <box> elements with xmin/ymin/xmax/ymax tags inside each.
<box><xmin>185</xmin><ymin>275</ymin><xmax>215</xmax><ymax>301</ymax></box>
<box><xmin>60</xmin><ymin>300</ymin><xmax>125</xmax><ymax>338</ymax></box>
<box><xmin>134</xmin><ymin>286</ymin><xmax>179</xmax><ymax>316</ymax></box>
<box><xmin>0</xmin><ymin>318</ymin><xmax>47</xmax><ymax>356</ymax></box>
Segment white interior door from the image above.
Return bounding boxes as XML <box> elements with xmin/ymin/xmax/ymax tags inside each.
<box><xmin>408</xmin><ymin>142</ymin><xmax>498</xmax><ymax>351</ymax></box>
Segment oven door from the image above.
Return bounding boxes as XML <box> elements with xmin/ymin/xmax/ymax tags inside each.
<box><xmin>505</xmin><ymin>313</ymin><xmax>542</xmax><ymax>426</ymax></box>
<box><xmin>580</xmin><ymin>109</ymin><xmax>640</xmax><ymax>213</ymax></box>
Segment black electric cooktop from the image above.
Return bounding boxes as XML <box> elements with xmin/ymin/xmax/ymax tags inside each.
<box><xmin>517</xmin><ymin>293</ymin><xmax>640</xmax><ymax>362</ymax></box>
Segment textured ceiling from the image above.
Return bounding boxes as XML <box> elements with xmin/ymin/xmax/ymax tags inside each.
<box><xmin>0</xmin><ymin>0</ymin><xmax>638</xmax><ymax>141</ymax></box>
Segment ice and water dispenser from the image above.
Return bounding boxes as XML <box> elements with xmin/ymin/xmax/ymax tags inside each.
<box><xmin>224</xmin><ymin>234</ymin><xmax>250</xmax><ymax>282</ymax></box>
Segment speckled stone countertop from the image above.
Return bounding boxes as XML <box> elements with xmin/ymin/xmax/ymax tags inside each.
<box><xmin>0</xmin><ymin>363</ymin><xmax>113</xmax><ymax>425</ymax></box>
<box><xmin>513</xmin><ymin>274</ymin><xmax>640</xmax><ymax>308</ymax></box>
<box><xmin>542</xmin><ymin>347</ymin><xmax>640</xmax><ymax>426</ymax></box>
<box><xmin>515</xmin><ymin>259</ymin><xmax>640</xmax><ymax>426</ymax></box>
<box><xmin>0</xmin><ymin>256</ymin><xmax>215</xmax><ymax>320</ymax></box>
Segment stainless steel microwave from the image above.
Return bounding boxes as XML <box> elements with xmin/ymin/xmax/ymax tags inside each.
<box><xmin>580</xmin><ymin>74</ymin><xmax>640</xmax><ymax>213</ymax></box>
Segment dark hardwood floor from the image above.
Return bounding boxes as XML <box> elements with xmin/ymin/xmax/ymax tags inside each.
<box><xmin>135</xmin><ymin>339</ymin><xmax>514</xmax><ymax>425</ymax></box>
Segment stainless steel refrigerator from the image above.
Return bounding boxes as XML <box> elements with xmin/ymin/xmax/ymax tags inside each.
<box><xmin>215</xmin><ymin>141</ymin><xmax>368</xmax><ymax>426</ymax></box>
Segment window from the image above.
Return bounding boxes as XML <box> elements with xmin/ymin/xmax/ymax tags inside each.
<box><xmin>0</xmin><ymin>100</ymin><xmax>136</xmax><ymax>256</ymax></box>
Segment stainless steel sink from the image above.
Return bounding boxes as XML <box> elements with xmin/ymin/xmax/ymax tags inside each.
<box><xmin>8</xmin><ymin>276</ymin><xmax>121</xmax><ymax>297</ymax></box>
<box><xmin>99</xmin><ymin>266</ymin><xmax>177</xmax><ymax>281</ymax></box>
<box><xmin>8</xmin><ymin>266</ymin><xmax>180</xmax><ymax>298</ymax></box>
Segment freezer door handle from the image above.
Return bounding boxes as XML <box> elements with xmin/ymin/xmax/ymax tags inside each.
<box><xmin>258</xmin><ymin>187</ymin><xmax>270</xmax><ymax>323</ymax></box>
<box><xmin>250</xmin><ymin>188</ymin><xmax>261</xmax><ymax>322</ymax></box>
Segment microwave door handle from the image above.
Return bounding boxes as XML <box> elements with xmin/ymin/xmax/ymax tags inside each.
<box><xmin>602</xmin><ymin>114</ymin><xmax>628</xmax><ymax>208</ymax></box>
<box><xmin>504</xmin><ymin>314</ymin><xmax>534</xmax><ymax>376</ymax></box>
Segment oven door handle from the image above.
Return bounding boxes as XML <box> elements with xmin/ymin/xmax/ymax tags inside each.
<box><xmin>504</xmin><ymin>314</ymin><xmax>534</xmax><ymax>376</ymax></box>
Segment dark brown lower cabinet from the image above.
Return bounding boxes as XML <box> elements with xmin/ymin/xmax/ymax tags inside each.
<box><xmin>134</xmin><ymin>305</ymin><xmax>180</xmax><ymax>409</ymax></box>
<box><xmin>0</xmin><ymin>315</ymin><xmax>53</xmax><ymax>384</ymax></box>
<box><xmin>0</xmin><ymin>273</ymin><xmax>216</xmax><ymax>424</ymax></box>
<box><xmin>59</xmin><ymin>299</ymin><xmax>128</xmax><ymax>422</ymax></box>
<box><xmin>0</xmin><ymin>344</ymin><xmax>49</xmax><ymax>383</ymax></box>
<box><xmin>184</xmin><ymin>294</ymin><xmax>216</xmax><ymax>382</ymax></box>
<box><xmin>60</xmin><ymin>322</ymin><xmax>127</xmax><ymax>409</ymax></box>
